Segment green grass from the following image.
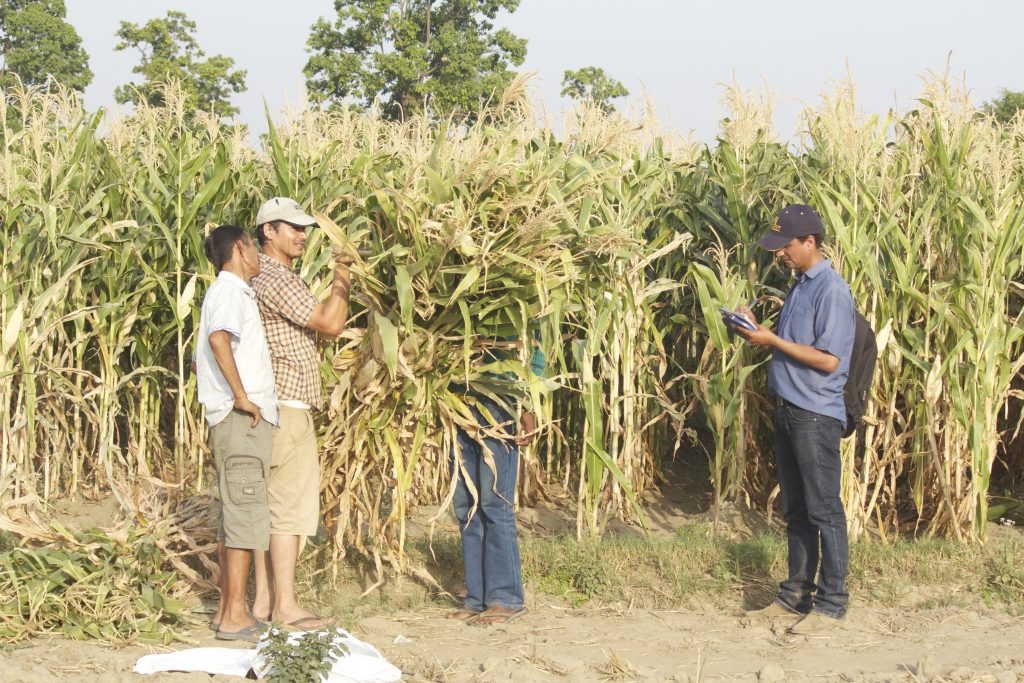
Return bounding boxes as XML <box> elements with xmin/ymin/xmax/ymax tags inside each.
<box><xmin>295</xmin><ymin>523</ymin><xmax>1024</xmax><ymax>621</ymax></box>
<box><xmin>180</xmin><ymin>523</ymin><xmax>1024</xmax><ymax>639</ymax></box>
<box><xmin>983</xmin><ymin>548</ymin><xmax>1024</xmax><ymax>610</ymax></box>
<box><xmin>521</xmin><ymin>526</ymin><xmax>785</xmax><ymax>610</ymax></box>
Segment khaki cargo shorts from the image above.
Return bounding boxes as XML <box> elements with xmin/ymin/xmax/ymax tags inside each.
<box><xmin>210</xmin><ymin>410</ymin><xmax>273</xmax><ymax>550</ymax></box>
<box><xmin>268</xmin><ymin>406</ymin><xmax>320</xmax><ymax>536</ymax></box>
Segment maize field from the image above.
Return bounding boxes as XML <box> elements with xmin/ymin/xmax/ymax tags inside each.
<box><xmin>1</xmin><ymin>71</ymin><xmax>1022</xmax><ymax>584</ymax></box>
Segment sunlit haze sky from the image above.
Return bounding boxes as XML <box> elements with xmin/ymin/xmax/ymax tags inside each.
<box><xmin>66</xmin><ymin>0</ymin><xmax>1022</xmax><ymax>143</ymax></box>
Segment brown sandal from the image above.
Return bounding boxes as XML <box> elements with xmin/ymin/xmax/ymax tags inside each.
<box><xmin>471</xmin><ymin>607</ymin><xmax>527</xmax><ymax>625</ymax></box>
<box><xmin>447</xmin><ymin>608</ymin><xmax>482</xmax><ymax>621</ymax></box>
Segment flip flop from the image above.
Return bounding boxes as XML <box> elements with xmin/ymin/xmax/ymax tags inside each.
<box><xmin>286</xmin><ymin>615</ymin><xmax>336</xmax><ymax>631</ymax></box>
<box><xmin>215</xmin><ymin>620</ymin><xmax>267</xmax><ymax>643</ymax></box>
<box><xmin>471</xmin><ymin>607</ymin><xmax>527</xmax><ymax>626</ymax></box>
<box><xmin>212</xmin><ymin>609</ymin><xmax>261</xmax><ymax>632</ymax></box>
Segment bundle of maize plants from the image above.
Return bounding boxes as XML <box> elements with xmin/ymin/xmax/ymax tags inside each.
<box><xmin>253</xmin><ymin>88</ymin><xmax>691</xmax><ymax>577</ymax></box>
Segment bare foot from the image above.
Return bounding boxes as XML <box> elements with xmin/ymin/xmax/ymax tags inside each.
<box><xmin>251</xmin><ymin>601</ymin><xmax>271</xmax><ymax>622</ymax></box>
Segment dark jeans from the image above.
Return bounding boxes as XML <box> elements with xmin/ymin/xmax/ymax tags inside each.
<box><xmin>773</xmin><ymin>402</ymin><xmax>849</xmax><ymax>619</ymax></box>
<box><xmin>450</xmin><ymin>398</ymin><xmax>524</xmax><ymax>612</ymax></box>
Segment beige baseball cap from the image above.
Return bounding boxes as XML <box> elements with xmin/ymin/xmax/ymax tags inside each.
<box><xmin>255</xmin><ymin>197</ymin><xmax>317</xmax><ymax>227</ymax></box>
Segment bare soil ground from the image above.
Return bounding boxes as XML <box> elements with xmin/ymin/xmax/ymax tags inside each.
<box><xmin>7</xmin><ymin>468</ymin><xmax>1024</xmax><ymax>682</ymax></box>
<box><xmin>369</xmin><ymin>603</ymin><xmax>1024</xmax><ymax>682</ymax></box>
<box><xmin>6</xmin><ymin>597</ymin><xmax>1024</xmax><ymax>682</ymax></box>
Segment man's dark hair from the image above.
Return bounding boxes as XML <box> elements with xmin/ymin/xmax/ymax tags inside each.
<box><xmin>804</xmin><ymin>233</ymin><xmax>824</xmax><ymax>248</ymax></box>
<box><xmin>255</xmin><ymin>221</ymin><xmax>284</xmax><ymax>247</ymax></box>
<box><xmin>203</xmin><ymin>224</ymin><xmax>249</xmax><ymax>272</ymax></box>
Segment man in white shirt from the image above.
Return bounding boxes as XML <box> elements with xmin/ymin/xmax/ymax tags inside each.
<box><xmin>195</xmin><ymin>224</ymin><xmax>279</xmax><ymax>643</ymax></box>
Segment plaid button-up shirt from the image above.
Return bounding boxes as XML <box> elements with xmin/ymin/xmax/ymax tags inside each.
<box><xmin>251</xmin><ymin>253</ymin><xmax>323</xmax><ymax>409</ymax></box>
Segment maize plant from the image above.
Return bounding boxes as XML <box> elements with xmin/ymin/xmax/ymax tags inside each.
<box><xmin>0</xmin><ymin>67</ymin><xmax>1021</xmax><ymax>606</ymax></box>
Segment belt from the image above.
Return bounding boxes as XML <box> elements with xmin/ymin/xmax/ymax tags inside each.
<box><xmin>774</xmin><ymin>396</ymin><xmax>798</xmax><ymax>409</ymax></box>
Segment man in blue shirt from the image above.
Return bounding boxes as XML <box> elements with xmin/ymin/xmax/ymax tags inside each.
<box><xmin>735</xmin><ymin>205</ymin><xmax>855</xmax><ymax>635</ymax></box>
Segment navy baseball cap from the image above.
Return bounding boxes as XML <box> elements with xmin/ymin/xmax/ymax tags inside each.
<box><xmin>756</xmin><ymin>204</ymin><xmax>824</xmax><ymax>251</ymax></box>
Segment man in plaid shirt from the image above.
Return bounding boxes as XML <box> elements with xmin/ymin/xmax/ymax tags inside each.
<box><xmin>249</xmin><ymin>197</ymin><xmax>354</xmax><ymax>629</ymax></box>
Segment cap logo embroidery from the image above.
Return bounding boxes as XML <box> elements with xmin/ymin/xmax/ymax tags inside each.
<box><xmin>771</xmin><ymin>218</ymin><xmax>782</xmax><ymax>232</ymax></box>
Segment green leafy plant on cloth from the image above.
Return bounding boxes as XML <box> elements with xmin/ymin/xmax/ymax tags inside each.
<box><xmin>258</xmin><ymin>625</ymin><xmax>350</xmax><ymax>683</ymax></box>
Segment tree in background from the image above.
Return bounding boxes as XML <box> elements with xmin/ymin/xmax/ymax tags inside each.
<box><xmin>561</xmin><ymin>66</ymin><xmax>629</xmax><ymax>113</ymax></box>
<box><xmin>981</xmin><ymin>88</ymin><xmax>1024</xmax><ymax>125</ymax></box>
<box><xmin>114</xmin><ymin>11</ymin><xmax>246</xmax><ymax>118</ymax></box>
<box><xmin>305</xmin><ymin>0</ymin><xmax>527</xmax><ymax>121</ymax></box>
<box><xmin>0</xmin><ymin>0</ymin><xmax>92</xmax><ymax>92</ymax></box>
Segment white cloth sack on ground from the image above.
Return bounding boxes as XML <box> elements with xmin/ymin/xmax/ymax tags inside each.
<box><xmin>134</xmin><ymin>647</ymin><xmax>255</xmax><ymax>677</ymax></box>
<box><xmin>134</xmin><ymin>629</ymin><xmax>401</xmax><ymax>682</ymax></box>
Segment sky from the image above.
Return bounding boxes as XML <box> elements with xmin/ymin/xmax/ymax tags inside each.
<box><xmin>65</xmin><ymin>0</ymin><xmax>1023</xmax><ymax>144</ymax></box>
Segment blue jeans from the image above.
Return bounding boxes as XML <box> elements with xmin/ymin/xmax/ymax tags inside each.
<box><xmin>450</xmin><ymin>398</ymin><xmax>524</xmax><ymax>612</ymax></box>
<box><xmin>773</xmin><ymin>402</ymin><xmax>849</xmax><ymax>619</ymax></box>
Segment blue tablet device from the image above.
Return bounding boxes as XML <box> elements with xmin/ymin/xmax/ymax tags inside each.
<box><xmin>718</xmin><ymin>307</ymin><xmax>756</xmax><ymax>332</ymax></box>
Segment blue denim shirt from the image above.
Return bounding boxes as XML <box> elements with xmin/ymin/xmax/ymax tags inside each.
<box><xmin>767</xmin><ymin>259</ymin><xmax>855</xmax><ymax>426</ymax></box>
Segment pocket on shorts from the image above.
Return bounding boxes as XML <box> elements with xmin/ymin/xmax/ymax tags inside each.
<box><xmin>224</xmin><ymin>455</ymin><xmax>267</xmax><ymax>506</ymax></box>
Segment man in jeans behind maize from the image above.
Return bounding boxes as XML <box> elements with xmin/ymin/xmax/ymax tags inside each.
<box><xmin>735</xmin><ymin>204</ymin><xmax>855</xmax><ymax>635</ymax></box>
<box><xmin>447</xmin><ymin>337</ymin><xmax>544</xmax><ymax>626</ymax></box>
<box><xmin>195</xmin><ymin>225</ymin><xmax>278</xmax><ymax>643</ymax></box>
<box><xmin>250</xmin><ymin>197</ymin><xmax>354</xmax><ymax>629</ymax></box>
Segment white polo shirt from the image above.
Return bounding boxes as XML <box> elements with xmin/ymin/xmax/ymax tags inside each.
<box><xmin>196</xmin><ymin>271</ymin><xmax>279</xmax><ymax>427</ymax></box>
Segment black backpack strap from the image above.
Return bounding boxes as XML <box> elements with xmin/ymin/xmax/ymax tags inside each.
<box><xmin>843</xmin><ymin>312</ymin><xmax>878</xmax><ymax>438</ymax></box>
